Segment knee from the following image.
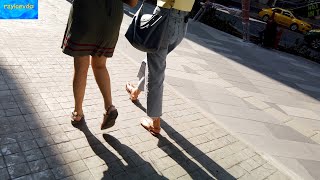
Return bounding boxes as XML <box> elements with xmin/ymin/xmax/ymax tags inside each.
<box><xmin>91</xmin><ymin>56</ymin><xmax>106</xmax><ymax>71</ymax></box>
<box><xmin>91</xmin><ymin>62</ymin><xmax>106</xmax><ymax>71</ymax></box>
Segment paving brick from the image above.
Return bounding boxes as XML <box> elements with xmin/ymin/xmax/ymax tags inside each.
<box><xmin>13</xmin><ymin>174</ymin><xmax>33</xmax><ymax>180</ymax></box>
<box><xmin>51</xmin><ymin>133</ymin><xmax>69</xmax><ymax>144</ymax></box>
<box><xmin>168</xmin><ymin>164</ymin><xmax>188</xmax><ymax>178</ymax></box>
<box><xmin>57</xmin><ymin>142</ymin><xmax>75</xmax><ymax>154</ymax></box>
<box><xmin>73</xmin><ymin>170</ymin><xmax>93</xmax><ymax>180</ymax></box>
<box><xmin>106</xmin><ymin>161</ymin><xmax>125</xmax><ymax>176</ymax></box>
<box><xmin>0</xmin><ymin>168</ymin><xmax>9</xmax><ymax>180</ymax></box>
<box><xmin>177</xmin><ymin>174</ymin><xmax>193</xmax><ymax>180</ymax></box>
<box><xmin>12</xmin><ymin>123</ymin><xmax>30</xmax><ymax>133</ymax></box>
<box><xmin>227</xmin><ymin>165</ymin><xmax>246</xmax><ymax>179</ymax></box>
<box><xmin>83</xmin><ymin>156</ymin><xmax>104</xmax><ymax>169</ymax></box>
<box><xmin>19</xmin><ymin>140</ymin><xmax>38</xmax><ymax>152</ymax></box>
<box><xmin>23</xmin><ymin>149</ymin><xmax>44</xmax><ymax>162</ymax></box>
<box><xmin>5</xmin><ymin>108</ymin><xmax>22</xmax><ymax>117</ymax></box>
<box><xmin>249</xmin><ymin>164</ymin><xmax>275</xmax><ymax>180</ymax></box>
<box><xmin>69</xmin><ymin>160</ymin><xmax>88</xmax><ymax>174</ymax></box>
<box><xmin>77</xmin><ymin>145</ymin><xmax>98</xmax><ymax>158</ymax></box>
<box><xmin>46</xmin><ymin>125</ymin><xmax>64</xmax><ymax>135</ymax></box>
<box><xmin>51</xmin><ymin>165</ymin><xmax>73</xmax><ymax>179</ymax></box>
<box><xmin>28</xmin><ymin>159</ymin><xmax>49</xmax><ymax>173</ymax></box>
<box><xmin>41</xmin><ymin>145</ymin><xmax>61</xmax><ymax>157</ymax></box>
<box><xmin>0</xmin><ymin>134</ymin><xmax>17</xmax><ymax>145</ymax></box>
<box><xmin>66</xmin><ymin>131</ymin><xmax>84</xmax><ymax>141</ymax></box>
<box><xmin>61</xmin><ymin>176</ymin><xmax>75</xmax><ymax>180</ymax></box>
<box><xmin>32</xmin><ymin>170</ymin><xmax>55</xmax><ymax>180</ymax></box>
<box><xmin>7</xmin><ymin>163</ymin><xmax>30</xmax><ymax>179</ymax></box>
<box><xmin>46</xmin><ymin>155</ymin><xmax>66</xmax><ymax>169</ymax></box>
<box><xmin>15</xmin><ymin>131</ymin><xmax>34</xmax><ymax>142</ymax></box>
<box><xmin>62</xmin><ymin>150</ymin><xmax>81</xmax><ymax>164</ymax></box>
<box><xmin>4</xmin><ymin>153</ymin><xmax>26</xmax><ymax>166</ymax></box>
<box><xmin>35</xmin><ymin>136</ymin><xmax>55</xmax><ymax>148</ymax></box>
<box><xmin>1</xmin><ymin>143</ymin><xmax>21</xmax><ymax>155</ymax></box>
<box><xmin>89</xmin><ymin>165</ymin><xmax>109</xmax><ymax>180</ymax></box>
<box><xmin>0</xmin><ymin>157</ymin><xmax>6</xmax><ymax>169</ymax></box>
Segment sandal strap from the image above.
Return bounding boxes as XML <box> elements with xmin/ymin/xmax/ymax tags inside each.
<box><xmin>105</xmin><ymin>105</ymin><xmax>116</xmax><ymax>115</ymax></box>
<box><xmin>72</xmin><ymin>111</ymin><xmax>84</xmax><ymax>118</ymax></box>
<box><xmin>141</xmin><ymin>118</ymin><xmax>161</xmax><ymax>131</ymax></box>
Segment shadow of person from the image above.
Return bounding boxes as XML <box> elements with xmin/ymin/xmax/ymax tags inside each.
<box><xmin>132</xmin><ymin>99</ymin><xmax>146</xmax><ymax>112</ymax></box>
<box><xmin>73</xmin><ymin>122</ymin><xmax>166</xmax><ymax>179</ymax></box>
<box><xmin>133</xmin><ymin>101</ymin><xmax>236</xmax><ymax>179</ymax></box>
<box><xmin>103</xmin><ymin>134</ymin><xmax>168</xmax><ymax>180</ymax></box>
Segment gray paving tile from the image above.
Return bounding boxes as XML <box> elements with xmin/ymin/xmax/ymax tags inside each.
<box><xmin>299</xmin><ymin>159</ymin><xmax>320</xmax><ymax>180</ymax></box>
<box><xmin>265</xmin><ymin>124</ymin><xmax>316</xmax><ymax>144</ymax></box>
<box><xmin>1</xmin><ymin>143</ymin><xmax>21</xmax><ymax>156</ymax></box>
<box><xmin>278</xmin><ymin>105</ymin><xmax>320</xmax><ymax>120</ymax></box>
<box><xmin>0</xmin><ymin>168</ymin><xmax>10</xmax><ymax>180</ymax></box>
<box><xmin>23</xmin><ymin>149</ymin><xmax>44</xmax><ymax>162</ymax></box>
<box><xmin>28</xmin><ymin>159</ymin><xmax>49</xmax><ymax>173</ymax></box>
<box><xmin>51</xmin><ymin>165</ymin><xmax>73</xmax><ymax>179</ymax></box>
<box><xmin>19</xmin><ymin>140</ymin><xmax>38</xmax><ymax>152</ymax></box>
<box><xmin>7</xmin><ymin>163</ymin><xmax>30</xmax><ymax>179</ymax></box>
<box><xmin>4</xmin><ymin>153</ymin><xmax>26</xmax><ymax>166</ymax></box>
<box><xmin>32</xmin><ymin>170</ymin><xmax>55</xmax><ymax>180</ymax></box>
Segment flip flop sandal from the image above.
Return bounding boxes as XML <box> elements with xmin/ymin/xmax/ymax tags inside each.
<box><xmin>141</xmin><ymin>117</ymin><xmax>161</xmax><ymax>136</ymax></box>
<box><xmin>125</xmin><ymin>82</ymin><xmax>138</xmax><ymax>101</ymax></box>
<box><xmin>101</xmin><ymin>105</ymin><xmax>118</xmax><ymax>130</ymax></box>
<box><xmin>71</xmin><ymin>112</ymin><xmax>85</xmax><ymax>125</ymax></box>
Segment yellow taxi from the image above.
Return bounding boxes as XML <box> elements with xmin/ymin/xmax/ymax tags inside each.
<box><xmin>258</xmin><ymin>8</ymin><xmax>312</xmax><ymax>33</ymax></box>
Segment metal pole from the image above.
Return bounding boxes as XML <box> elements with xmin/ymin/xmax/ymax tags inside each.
<box><xmin>242</xmin><ymin>0</ymin><xmax>251</xmax><ymax>42</ymax></box>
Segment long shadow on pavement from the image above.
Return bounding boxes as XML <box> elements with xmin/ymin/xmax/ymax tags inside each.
<box><xmin>0</xmin><ymin>58</ymin><xmax>66</xmax><ymax>179</ymax></box>
<box><xmin>133</xmin><ymin>100</ymin><xmax>235</xmax><ymax>179</ymax></box>
<box><xmin>74</xmin><ymin>122</ymin><xmax>167</xmax><ymax>179</ymax></box>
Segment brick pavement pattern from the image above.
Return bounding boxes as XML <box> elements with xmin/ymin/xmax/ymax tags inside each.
<box><xmin>0</xmin><ymin>0</ymin><xmax>290</xmax><ymax>179</ymax></box>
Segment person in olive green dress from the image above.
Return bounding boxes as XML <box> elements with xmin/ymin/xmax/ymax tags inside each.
<box><xmin>61</xmin><ymin>0</ymin><xmax>137</xmax><ymax>129</ymax></box>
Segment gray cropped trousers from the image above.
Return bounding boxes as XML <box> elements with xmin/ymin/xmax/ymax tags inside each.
<box><xmin>136</xmin><ymin>7</ymin><xmax>188</xmax><ymax>117</ymax></box>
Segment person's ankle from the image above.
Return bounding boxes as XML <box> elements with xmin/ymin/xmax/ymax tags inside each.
<box><xmin>74</xmin><ymin>109</ymin><xmax>83</xmax><ymax>116</ymax></box>
<box><xmin>133</xmin><ymin>88</ymin><xmax>141</xmax><ymax>96</ymax></box>
<box><xmin>151</xmin><ymin>117</ymin><xmax>160</xmax><ymax>127</ymax></box>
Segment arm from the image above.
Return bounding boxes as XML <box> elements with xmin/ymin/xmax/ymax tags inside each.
<box><xmin>123</xmin><ymin>0</ymin><xmax>139</xmax><ymax>7</ymax></box>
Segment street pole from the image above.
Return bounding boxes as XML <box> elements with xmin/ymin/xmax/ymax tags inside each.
<box><xmin>242</xmin><ymin>0</ymin><xmax>250</xmax><ymax>42</ymax></box>
<box><xmin>272</xmin><ymin>0</ymin><xmax>277</xmax><ymax>7</ymax></box>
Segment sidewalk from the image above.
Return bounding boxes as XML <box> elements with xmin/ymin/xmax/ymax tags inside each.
<box><xmin>170</xmin><ymin>23</ymin><xmax>320</xmax><ymax>180</ymax></box>
<box><xmin>122</xmin><ymin>3</ymin><xmax>320</xmax><ymax>180</ymax></box>
<box><xmin>0</xmin><ymin>0</ymin><xmax>295</xmax><ymax>179</ymax></box>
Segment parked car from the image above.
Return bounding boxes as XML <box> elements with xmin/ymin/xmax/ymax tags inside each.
<box><xmin>304</xmin><ymin>29</ymin><xmax>320</xmax><ymax>50</ymax></box>
<box><xmin>258</xmin><ymin>8</ymin><xmax>312</xmax><ymax>32</ymax></box>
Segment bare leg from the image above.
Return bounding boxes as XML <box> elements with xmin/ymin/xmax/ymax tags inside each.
<box><xmin>73</xmin><ymin>56</ymin><xmax>90</xmax><ymax>120</ymax></box>
<box><xmin>91</xmin><ymin>56</ymin><xmax>112</xmax><ymax>110</ymax></box>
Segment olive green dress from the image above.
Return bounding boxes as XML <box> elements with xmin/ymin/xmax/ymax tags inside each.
<box><xmin>61</xmin><ymin>0</ymin><xmax>123</xmax><ymax>57</ymax></box>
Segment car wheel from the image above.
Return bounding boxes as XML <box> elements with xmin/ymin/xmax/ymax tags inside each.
<box><xmin>311</xmin><ymin>38</ymin><xmax>320</xmax><ymax>49</ymax></box>
<box><xmin>290</xmin><ymin>24</ymin><xmax>298</xmax><ymax>31</ymax></box>
<box><xmin>262</xmin><ymin>15</ymin><xmax>269</xmax><ymax>22</ymax></box>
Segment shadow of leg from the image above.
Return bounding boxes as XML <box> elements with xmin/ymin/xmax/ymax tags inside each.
<box><xmin>103</xmin><ymin>134</ymin><xmax>167</xmax><ymax>179</ymax></box>
<box><xmin>74</xmin><ymin>123</ymin><xmax>125</xmax><ymax>178</ymax></box>
<box><xmin>160</xmin><ymin>120</ymin><xmax>236</xmax><ymax>179</ymax></box>
<box><xmin>156</xmin><ymin>134</ymin><xmax>218</xmax><ymax>179</ymax></box>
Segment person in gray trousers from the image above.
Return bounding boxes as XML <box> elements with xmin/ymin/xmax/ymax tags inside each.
<box><xmin>126</xmin><ymin>5</ymin><xmax>192</xmax><ymax>135</ymax></box>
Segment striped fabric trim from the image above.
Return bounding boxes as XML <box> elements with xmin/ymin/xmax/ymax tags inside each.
<box><xmin>63</xmin><ymin>37</ymin><xmax>115</xmax><ymax>53</ymax></box>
